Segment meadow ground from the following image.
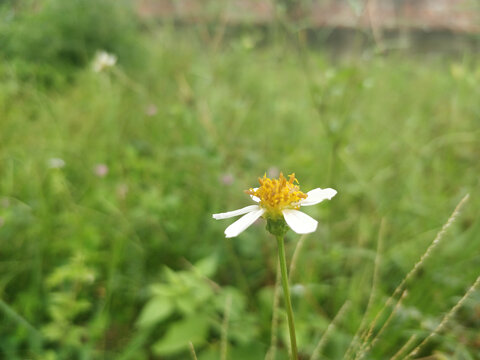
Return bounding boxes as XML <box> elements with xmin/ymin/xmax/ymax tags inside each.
<box><xmin>0</xmin><ymin>3</ymin><xmax>480</xmax><ymax>359</ymax></box>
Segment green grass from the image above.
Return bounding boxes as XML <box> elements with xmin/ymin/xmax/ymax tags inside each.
<box><xmin>1</xmin><ymin>18</ymin><xmax>480</xmax><ymax>360</ymax></box>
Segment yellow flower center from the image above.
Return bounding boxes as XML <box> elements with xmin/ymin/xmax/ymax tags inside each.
<box><xmin>246</xmin><ymin>173</ymin><xmax>307</xmax><ymax>217</ymax></box>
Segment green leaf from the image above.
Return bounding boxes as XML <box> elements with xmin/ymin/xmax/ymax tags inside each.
<box><xmin>175</xmin><ymin>294</ymin><xmax>197</xmax><ymax>315</ymax></box>
<box><xmin>136</xmin><ymin>297</ymin><xmax>173</xmax><ymax>329</ymax></box>
<box><xmin>150</xmin><ymin>283</ymin><xmax>175</xmax><ymax>297</ymax></box>
<box><xmin>228</xmin><ymin>342</ymin><xmax>267</xmax><ymax>360</ymax></box>
<box><xmin>152</xmin><ymin>315</ymin><xmax>210</xmax><ymax>355</ymax></box>
<box><xmin>194</xmin><ymin>256</ymin><xmax>218</xmax><ymax>278</ymax></box>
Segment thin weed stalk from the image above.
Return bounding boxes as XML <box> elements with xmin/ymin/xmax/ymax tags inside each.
<box><xmin>266</xmin><ymin>260</ymin><xmax>281</xmax><ymax>360</ymax></box>
<box><xmin>390</xmin><ymin>335</ymin><xmax>418</xmax><ymax>360</ymax></box>
<box><xmin>359</xmin><ymin>194</ymin><xmax>469</xmax><ymax>354</ymax></box>
<box><xmin>0</xmin><ymin>298</ymin><xmax>43</xmax><ymax>343</ymax></box>
<box><xmin>221</xmin><ymin>293</ymin><xmax>233</xmax><ymax>360</ymax></box>
<box><xmin>355</xmin><ymin>290</ymin><xmax>408</xmax><ymax>360</ymax></box>
<box><xmin>311</xmin><ymin>301</ymin><xmax>351</xmax><ymax>360</ymax></box>
<box><xmin>344</xmin><ymin>218</ymin><xmax>385</xmax><ymax>359</ymax></box>
<box><xmin>188</xmin><ymin>341</ymin><xmax>198</xmax><ymax>360</ymax></box>
<box><xmin>289</xmin><ymin>234</ymin><xmax>308</xmax><ymax>282</ymax></box>
<box><xmin>405</xmin><ymin>274</ymin><xmax>480</xmax><ymax>359</ymax></box>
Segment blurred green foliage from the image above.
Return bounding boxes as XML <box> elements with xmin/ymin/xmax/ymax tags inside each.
<box><xmin>136</xmin><ymin>257</ymin><xmax>258</xmax><ymax>358</ymax></box>
<box><xmin>0</xmin><ymin>0</ymin><xmax>141</xmax><ymax>87</ymax></box>
<box><xmin>0</xmin><ymin>1</ymin><xmax>480</xmax><ymax>359</ymax></box>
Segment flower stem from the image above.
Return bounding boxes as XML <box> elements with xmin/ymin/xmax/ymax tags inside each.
<box><xmin>276</xmin><ymin>235</ymin><xmax>298</xmax><ymax>360</ymax></box>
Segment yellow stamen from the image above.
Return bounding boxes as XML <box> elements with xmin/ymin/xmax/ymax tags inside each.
<box><xmin>246</xmin><ymin>172</ymin><xmax>307</xmax><ymax>218</ymax></box>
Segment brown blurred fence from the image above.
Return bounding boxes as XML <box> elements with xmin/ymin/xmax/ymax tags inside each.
<box><xmin>138</xmin><ymin>0</ymin><xmax>479</xmax><ymax>33</ymax></box>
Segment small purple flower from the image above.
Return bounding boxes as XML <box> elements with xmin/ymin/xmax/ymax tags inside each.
<box><xmin>220</xmin><ymin>173</ymin><xmax>234</xmax><ymax>186</ymax></box>
<box><xmin>145</xmin><ymin>104</ymin><xmax>158</xmax><ymax>117</ymax></box>
<box><xmin>94</xmin><ymin>164</ymin><xmax>109</xmax><ymax>178</ymax></box>
<box><xmin>267</xmin><ymin>166</ymin><xmax>280</xmax><ymax>178</ymax></box>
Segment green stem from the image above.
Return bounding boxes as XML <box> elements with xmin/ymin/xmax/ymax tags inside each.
<box><xmin>276</xmin><ymin>235</ymin><xmax>298</xmax><ymax>360</ymax></box>
<box><xmin>0</xmin><ymin>298</ymin><xmax>43</xmax><ymax>351</ymax></box>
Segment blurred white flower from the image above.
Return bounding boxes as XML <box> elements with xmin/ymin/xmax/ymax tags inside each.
<box><xmin>86</xmin><ymin>272</ymin><xmax>96</xmax><ymax>284</ymax></box>
<box><xmin>92</xmin><ymin>51</ymin><xmax>117</xmax><ymax>72</ymax></box>
<box><xmin>94</xmin><ymin>164</ymin><xmax>109</xmax><ymax>178</ymax></box>
<box><xmin>116</xmin><ymin>184</ymin><xmax>129</xmax><ymax>200</ymax></box>
<box><xmin>48</xmin><ymin>158</ymin><xmax>65</xmax><ymax>169</ymax></box>
<box><xmin>291</xmin><ymin>284</ymin><xmax>306</xmax><ymax>296</ymax></box>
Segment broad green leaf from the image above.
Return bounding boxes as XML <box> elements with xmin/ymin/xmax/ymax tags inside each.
<box><xmin>152</xmin><ymin>315</ymin><xmax>210</xmax><ymax>355</ymax></box>
<box><xmin>150</xmin><ymin>283</ymin><xmax>175</xmax><ymax>297</ymax></box>
<box><xmin>175</xmin><ymin>294</ymin><xmax>197</xmax><ymax>315</ymax></box>
<box><xmin>164</xmin><ymin>267</ymin><xmax>181</xmax><ymax>284</ymax></box>
<box><xmin>194</xmin><ymin>256</ymin><xmax>218</xmax><ymax>278</ymax></box>
<box><xmin>136</xmin><ymin>297</ymin><xmax>173</xmax><ymax>329</ymax></box>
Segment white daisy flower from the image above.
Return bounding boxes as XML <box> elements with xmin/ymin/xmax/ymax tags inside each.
<box><xmin>213</xmin><ymin>173</ymin><xmax>337</xmax><ymax>238</ymax></box>
<box><xmin>92</xmin><ymin>50</ymin><xmax>117</xmax><ymax>73</ymax></box>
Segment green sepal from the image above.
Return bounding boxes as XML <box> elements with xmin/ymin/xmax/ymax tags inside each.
<box><xmin>266</xmin><ymin>217</ymin><xmax>289</xmax><ymax>237</ymax></box>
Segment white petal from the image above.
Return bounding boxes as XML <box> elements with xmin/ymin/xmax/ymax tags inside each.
<box><xmin>249</xmin><ymin>187</ymin><xmax>260</xmax><ymax>202</ymax></box>
<box><xmin>299</xmin><ymin>188</ymin><xmax>337</xmax><ymax>206</ymax></box>
<box><xmin>282</xmin><ymin>209</ymin><xmax>318</xmax><ymax>234</ymax></box>
<box><xmin>212</xmin><ymin>205</ymin><xmax>261</xmax><ymax>220</ymax></box>
<box><xmin>224</xmin><ymin>208</ymin><xmax>265</xmax><ymax>238</ymax></box>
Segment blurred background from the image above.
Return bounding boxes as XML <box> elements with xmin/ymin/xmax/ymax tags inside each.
<box><xmin>0</xmin><ymin>0</ymin><xmax>480</xmax><ymax>359</ymax></box>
